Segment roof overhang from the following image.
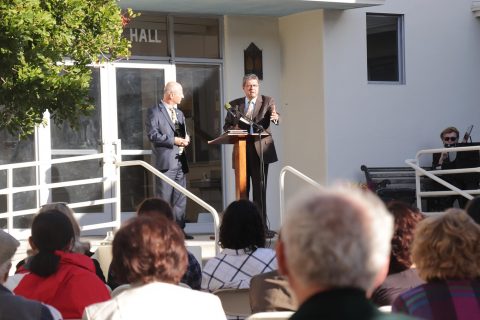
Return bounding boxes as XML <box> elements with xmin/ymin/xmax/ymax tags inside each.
<box><xmin>118</xmin><ymin>0</ymin><xmax>386</xmax><ymax>17</ymax></box>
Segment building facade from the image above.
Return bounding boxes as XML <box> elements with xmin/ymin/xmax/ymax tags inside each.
<box><xmin>1</xmin><ymin>0</ymin><xmax>479</xmax><ymax>232</ymax></box>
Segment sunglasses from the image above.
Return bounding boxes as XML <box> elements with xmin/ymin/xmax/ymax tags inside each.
<box><xmin>443</xmin><ymin>136</ymin><xmax>457</xmax><ymax>142</ymax></box>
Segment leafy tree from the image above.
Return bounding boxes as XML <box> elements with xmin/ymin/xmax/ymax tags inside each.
<box><xmin>0</xmin><ymin>0</ymin><xmax>134</xmax><ymax>137</ymax></box>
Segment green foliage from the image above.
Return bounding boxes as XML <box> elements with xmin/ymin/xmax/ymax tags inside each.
<box><xmin>0</xmin><ymin>0</ymin><xmax>135</xmax><ymax>137</ymax></box>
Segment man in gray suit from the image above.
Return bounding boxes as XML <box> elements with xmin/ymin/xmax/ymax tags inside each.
<box><xmin>146</xmin><ymin>81</ymin><xmax>191</xmax><ymax>238</ymax></box>
<box><xmin>223</xmin><ymin>74</ymin><xmax>279</xmax><ymax>231</ymax></box>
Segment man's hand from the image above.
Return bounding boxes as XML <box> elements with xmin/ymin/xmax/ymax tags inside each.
<box><xmin>174</xmin><ymin>137</ymin><xmax>189</xmax><ymax>147</ymax></box>
<box><xmin>270</xmin><ymin>105</ymin><xmax>279</xmax><ymax>123</ymax></box>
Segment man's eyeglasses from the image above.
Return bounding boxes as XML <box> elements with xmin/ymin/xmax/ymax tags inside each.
<box><xmin>443</xmin><ymin>136</ymin><xmax>457</xmax><ymax>142</ymax></box>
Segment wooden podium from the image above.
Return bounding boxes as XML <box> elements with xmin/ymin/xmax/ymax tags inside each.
<box><xmin>209</xmin><ymin>130</ymin><xmax>269</xmax><ymax>200</ymax></box>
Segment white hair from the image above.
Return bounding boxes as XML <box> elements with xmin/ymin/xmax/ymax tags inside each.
<box><xmin>282</xmin><ymin>185</ymin><xmax>393</xmax><ymax>291</ymax></box>
<box><xmin>0</xmin><ymin>260</ymin><xmax>12</xmax><ymax>281</ymax></box>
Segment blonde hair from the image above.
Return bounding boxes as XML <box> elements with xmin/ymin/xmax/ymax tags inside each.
<box><xmin>412</xmin><ymin>209</ymin><xmax>480</xmax><ymax>281</ymax></box>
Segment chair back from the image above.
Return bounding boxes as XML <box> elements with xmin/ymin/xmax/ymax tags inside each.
<box><xmin>213</xmin><ymin>288</ymin><xmax>251</xmax><ymax>317</ymax></box>
<box><xmin>246</xmin><ymin>311</ymin><xmax>294</xmax><ymax>319</ymax></box>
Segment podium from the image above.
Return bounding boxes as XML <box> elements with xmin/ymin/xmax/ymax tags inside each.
<box><xmin>209</xmin><ymin>130</ymin><xmax>269</xmax><ymax>199</ymax></box>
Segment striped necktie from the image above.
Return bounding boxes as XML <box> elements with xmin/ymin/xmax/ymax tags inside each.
<box><xmin>246</xmin><ymin>100</ymin><xmax>254</xmax><ymax>119</ymax></box>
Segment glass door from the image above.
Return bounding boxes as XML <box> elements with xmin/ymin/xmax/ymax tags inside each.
<box><xmin>113</xmin><ymin>63</ymin><xmax>175</xmax><ymax>212</ymax></box>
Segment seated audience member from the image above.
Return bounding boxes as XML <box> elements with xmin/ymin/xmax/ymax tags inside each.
<box><xmin>10</xmin><ymin>209</ymin><xmax>110</xmax><ymax>319</ymax></box>
<box><xmin>107</xmin><ymin>197</ymin><xmax>202</xmax><ymax>290</ymax></box>
<box><xmin>16</xmin><ymin>202</ymin><xmax>105</xmax><ymax>283</ymax></box>
<box><xmin>371</xmin><ymin>201</ymin><xmax>425</xmax><ymax>306</ymax></box>
<box><xmin>0</xmin><ymin>229</ymin><xmax>61</xmax><ymax>320</ymax></box>
<box><xmin>392</xmin><ymin>209</ymin><xmax>480</xmax><ymax>319</ymax></box>
<box><xmin>276</xmin><ymin>186</ymin><xmax>414</xmax><ymax>320</ymax></box>
<box><xmin>83</xmin><ymin>216</ymin><xmax>226</xmax><ymax>320</ymax></box>
<box><xmin>429</xmin><ymin>126</ymin><xmax>475</xmax><ymax>211</ymax></box>
<box><xmin>202</xmin><ymin>200</ymin><xmax>277</xmax><ymax>292</ymax></box>
<box><xmin>465</xmin><ymin>196</ymin><xmax>480</xmax><ymax>224</ymax></box>
<box><xmin>249</xmin><ymin>269</ymin><xmax>297</xmax><ymax>313</ymax></box>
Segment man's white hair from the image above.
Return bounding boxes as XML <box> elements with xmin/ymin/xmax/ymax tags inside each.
<box><xmin>282</xmin><ymin>185</ymin><xmax>393</xmax><ymax>292</ymax></box>
<box><xmin>0</xmin><ymin>229</ymin><xmax>19</xmax><ymax>281</ymax></box>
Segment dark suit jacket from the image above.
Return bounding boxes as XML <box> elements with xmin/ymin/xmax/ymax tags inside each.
<box><xmin>145</xmin><ymin>102</ymin><xmax>188</xmax><ymax>173</ymax></box>
<box><xmin>291</xmin><ymin>288</ymin><xmax>415</xmax><ymax>320</ymax></box>
<box><xmin>223</xmin><ymin>95</ymin><xmax>278</xmax><ymax>165</ymax></box>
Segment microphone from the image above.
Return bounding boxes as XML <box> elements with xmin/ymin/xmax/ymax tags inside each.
<box><xmin>224</xmin><ymin>103</ymin><xmax>237</xmax><ymax>118</ymax></box>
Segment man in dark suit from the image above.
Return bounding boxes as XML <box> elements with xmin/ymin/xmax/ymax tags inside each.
<box><xmin>146</xmin><ymin>81</ymin><xmax>191</xmax><ymax>238</ymax></box>
<box><xmin>223</xmin><ymin>74</ymin><xmax>279</xmax><ymax>231</ymax></box>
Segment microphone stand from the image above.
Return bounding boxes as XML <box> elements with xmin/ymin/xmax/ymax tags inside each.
<box><xmin>227</xmin><ymin>105</ymin><xmax>269</xmax><ymax>230</ymax></box>
<box><xmin>237</xmin><ymin>109</ymin><xmax>268</xmax><ymax>230</ymax></box>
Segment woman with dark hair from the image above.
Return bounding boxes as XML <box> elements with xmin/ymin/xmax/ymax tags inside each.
<box><xmin>371</xmin><ymin>201</ymin><xmax>424</xmax><ymax>306</ymax></box>
<box><xmin>15</xmin><ymin>202</ymin><xmax>106</xmax><ymax>283</ymax></box>
<box><xmin>107</xmin><ymin>197</ymin><xmax>202</xmax><ymax>290</ymax></box>
<box><xmin>83</xmin><ymin>216</ymin><xmax>225</xmax><ymax>319</ymax></box>
<box><xmin>10</xmin><ymin>210</ymin><xmax>110</xmax><ymax>319</ymax></box>
<box><xmin>201</xmin><ymin>199</ymin><xmax>277</xmax><ymax>292</ymax></box>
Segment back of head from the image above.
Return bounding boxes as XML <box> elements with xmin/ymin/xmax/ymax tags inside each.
<box><xmin>412</xmin><ymin>208</ymin><xmax>480</xmax><ymax>281</ymax></box>
<box><xmin>387</xmin><ymin>201</ymin><xmax>424</xmax><ymax>274</ymax></box>
<box><xmin>136</xmin><ymin>197</ymin><xmax>174</xmax><ymax>221</ymax></box>
<box><xmin>39</xmin><ymin>203</ymin><xmax>87</xmax><ymax>253</ymax></box>
<box><xmin>282</xmin><ymin>186</ymin><xmax>393</xmax><ymax>292</ymax></box>
<box><xmin>465</xmin><ymin>196</ymin><xmax>480</xmax><ymax>225</ymax></box>
<box><xmin>111</xmin><ymin>215</ymin><xmax>187</xmax><ymax>285</ymax></box>
<box><xmin>29</xmin><ymin>210</ymin><xmax>75</xmax><ymax>277</ymax></box>
<box><xmin>0</xmin><ymin>229</ymin><xmax>20</xmax><ymax>280</ymax></box>
<box><xmin>219</xmin><ymin>199</ymin><xmax>265</xmax><ymax>250</ymax></box>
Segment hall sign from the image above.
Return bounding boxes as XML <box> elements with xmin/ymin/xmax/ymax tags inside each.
<box><xmin>122</xmin><ymin>22</ymin><xmax>168</xmax><ymax>56</ymax></box>
<box><xmin>127</xmin><ymin>28</ymin><xmax>162</xmax><ymax>43</ymax></box>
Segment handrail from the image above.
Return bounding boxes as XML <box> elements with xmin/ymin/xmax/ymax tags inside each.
<box><xmin>279</xmin><ymin>166</ymin><xmax>322</xmax><ymax>225</ymax></box>
<box><xmin>0</xmin><ymin>153</ymin><xmax>109</xmax><ymax>234</ymax></box>
<box><xmin>406</xmin><ymin>144</ymin><xmax>480</xmax><ymax>212</ymax></box>
<box><xmin>116</xmin><ymin>160</ymin><xmax>221</xmax><ymax>253</ymax></box>
<box><xmin>1</xmin><ymin>148</ymin><xmax>220</xmax><ymax>253</ymax></box>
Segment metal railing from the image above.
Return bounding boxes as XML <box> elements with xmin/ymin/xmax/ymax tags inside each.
<box><xmin>406</xmin><ymin>144</ymin><xmax>480</xmax><ymax>212</ymax></box>
<box><xmin>279</xmin><ymin>165</ymin><xmax>322</xmax><ymax>224</ymax></box>
<box><xmin>0</xmin><ymin>141</ymin><xmax>220</xmax><ymax>252</ymax></box>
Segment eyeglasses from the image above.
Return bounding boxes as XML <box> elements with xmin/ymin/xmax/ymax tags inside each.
<box><xmin>443</xmin><ymin>136</ymin><xmax>457</xmax><ymax>142</ymax></box>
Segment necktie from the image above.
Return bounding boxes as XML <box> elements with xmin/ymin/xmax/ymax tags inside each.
<box><xmin>246</xmin><ymin>100</ymin><xmax>254</xmax><ymax>119</ymax></box>
<box><xmin>168</xmin><ymin>107</ymin><xmax>177</xmax><ymax>123</ymax></box>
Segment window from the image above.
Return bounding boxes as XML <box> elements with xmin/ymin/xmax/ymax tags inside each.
<box><xmin>366</xmin><ymin>13</ymin><xmax>405</xmax><ymax>83</ymax></box>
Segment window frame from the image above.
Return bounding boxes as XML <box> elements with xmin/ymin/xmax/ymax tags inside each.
<box><xmin>366</xmin><ymin>13</ymin><xmax>405</xmax><ymax>85</ymax></box>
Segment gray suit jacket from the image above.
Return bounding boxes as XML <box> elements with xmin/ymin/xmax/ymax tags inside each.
<box><xmin>146</xmin><ymin>102</ymin><xmax>189</xmax><ymax>173</ymax></box>
<box><xmin>0</xmin><ymin>284</ymin><xmax>58</xmax><ymax>320</ymax></box>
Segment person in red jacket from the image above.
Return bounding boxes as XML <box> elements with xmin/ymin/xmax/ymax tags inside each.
<box><xmin>11</xmin><ymin>209</ymin><xmax>110</xmax><ymax>319</ymax></box>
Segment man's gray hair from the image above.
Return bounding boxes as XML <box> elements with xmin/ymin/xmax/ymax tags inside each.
<box><xmin>0</xmin><ymin>229</ymin><xmax>20</xmax><ymax>278</ymax></box>
<box><xmin>282</xmin><ymin>185</ymin><xmax>393</xmax><ymax>291</ymax></box>
<box><xmin>242</xmin><ymin>74</ymin><xmax>259</xmax><ymax>87</ymax></box>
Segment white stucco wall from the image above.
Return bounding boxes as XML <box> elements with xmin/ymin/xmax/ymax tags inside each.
<box><xmin>223</xmin><ymin>16</ymin><xmax>283</xmax><ymax>230</ymax></box>
<box><xmin>323</xmin><ymin>0</ymin><xmax>480</xmax><ymax>183</ymax></box>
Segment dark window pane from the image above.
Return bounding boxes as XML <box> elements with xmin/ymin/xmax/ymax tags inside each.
<box><xmin>174</xmin><ymin>17</ymin><xmax>220</xmax><ymax>59</ymax></box>
<box><xmin>367</xmin><ymin>14</ymin><xmax>402</xmax><ymax>82</ymax></box>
